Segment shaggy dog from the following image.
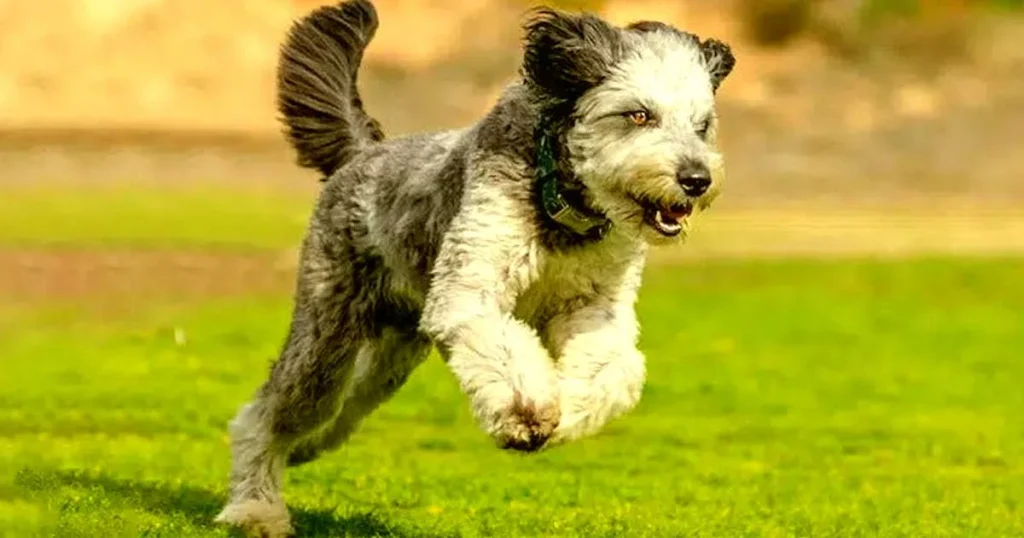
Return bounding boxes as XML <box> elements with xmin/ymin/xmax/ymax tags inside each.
<box><xmin>216</xmin><ymin>1</ymin><xmax>734</xmax><ymax>535</ymax></box>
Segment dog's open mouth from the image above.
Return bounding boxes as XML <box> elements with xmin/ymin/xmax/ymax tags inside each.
<box><xmin>640</xmin><ymin>200</ymin><xmax>693</xmax><ymax>237</ymax></box>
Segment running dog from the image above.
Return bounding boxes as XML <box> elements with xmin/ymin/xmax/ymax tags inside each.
<box><xmin>217</xmin><ymin>1</ymin><xmax>734</xmax><ymax>535</ymax></box>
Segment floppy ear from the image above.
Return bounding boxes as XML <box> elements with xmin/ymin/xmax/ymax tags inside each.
<box><xmin>700</xmin><ymin>38</ymin><xmax>735</xmax><ymax>92</ymax></box>
<box><xmin>522</xmin><ymin>8</ymin><xmax>623</xmax><ymax>103</ymax></box>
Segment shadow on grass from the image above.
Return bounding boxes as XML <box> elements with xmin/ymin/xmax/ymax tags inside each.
<box><xmin>15</xmin><ymin>468</ymin><xmax>441</xmax><ymax>537</ymax></box>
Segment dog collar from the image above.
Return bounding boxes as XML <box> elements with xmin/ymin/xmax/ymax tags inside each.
<box><xmin>537</xmin><ymin>133</ymin><xmax>611</xmax><ymax>238</ymax></box>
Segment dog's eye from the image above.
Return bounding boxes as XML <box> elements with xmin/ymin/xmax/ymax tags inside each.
<box><xmin>696</xmin><ymin>119</ymin><xmax>711</xmax><ymax>139</ymax></box>
<box><xmin>626</xmin><ymin>110</ymin><xmax>650</xmax><ymax>126</ymax></box>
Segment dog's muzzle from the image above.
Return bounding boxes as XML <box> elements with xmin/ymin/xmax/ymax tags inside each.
<box><xmin>631</xmin><ymin>163</ymin><xmax>712</xmax><ymax>238</ymax></box>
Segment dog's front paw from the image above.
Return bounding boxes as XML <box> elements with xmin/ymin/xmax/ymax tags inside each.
<box><xmin>488</xmin><ymin>390</ymin><xmax>560</xmax><ymax>452</ymax></box>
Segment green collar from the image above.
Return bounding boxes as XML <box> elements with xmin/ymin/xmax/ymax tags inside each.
<box><xmin>537</xmin><ymin>132</ymin><xmax>611</xmax><ymax>238</ymax></box>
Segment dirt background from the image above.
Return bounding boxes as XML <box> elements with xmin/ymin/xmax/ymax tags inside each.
<box><xmin>1</xmin><ymin>0</ymin><xmax>1023</xmax><ymax>300</ymax></box>
<box><xmin>1</xmin><ymin>0</ymin><xmax>1021</xmax><ymax>200</ymax></box>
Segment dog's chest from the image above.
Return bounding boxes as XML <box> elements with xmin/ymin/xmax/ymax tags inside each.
<box><xmin>514</xmin><ymin>236</ymin><xmax>641</xmax><ymax>327</ymax></box>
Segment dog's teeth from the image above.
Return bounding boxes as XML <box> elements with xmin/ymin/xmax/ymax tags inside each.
<box><xmin>655</xmin><ymin>210</ymin><xmax>679</xmax><ymax>227</ymax></box>
<box><xmin>653</xmin><ymin>210</ymin><xmax>682</xmax><ymax>234</ymax></box>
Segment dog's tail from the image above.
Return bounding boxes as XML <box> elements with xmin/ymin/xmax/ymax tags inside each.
<box><xmin>277</xmin><ymin>0</ymin><xmax>384</xmax><ymax>178</ymax></box>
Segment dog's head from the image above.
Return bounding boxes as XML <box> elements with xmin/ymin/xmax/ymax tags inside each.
<box><xmin>523</xmin><ymin>10</ymin><xmax>735</xmax><ymax>245</ymax></box>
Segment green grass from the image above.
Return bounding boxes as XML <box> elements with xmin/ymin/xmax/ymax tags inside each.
<box><xmin>3</xmin><ymin>256</ymin><xmax>1023</xmax><ymax>537</ymax></box>
<box><xmin>0</xmin><ymin>186</ymin><xmax>313</xmax><ymax>250</ymax></box>
<box><xmin>3</xmin><ymin>184</ymin><xmax>1022</xmax><ymax>535</ymax></box>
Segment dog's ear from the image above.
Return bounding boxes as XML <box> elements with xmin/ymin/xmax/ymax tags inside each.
<box><xmin>700</xmin><ymin>38</ymin><xmax>735</xmax><ymax>92</ymax></box>
<box><xmin>522</xmin><ymin>8</ymin><xmax>622</xmax><ymax>103</ymax></box>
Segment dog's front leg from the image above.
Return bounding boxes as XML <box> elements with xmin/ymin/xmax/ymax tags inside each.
<box><xmin>548</xmin><ymin>304</ymin><xmax>646</xmax><ymax>444</ymax></box>
<box><xmin>421</xmin><ymin>203</ymin><xmax>559</xmax><ymax>452</ymax></box>
<box><xmin>545</xmin><ymin>261</ymin><xmax>647</xmax><ymax>445</ymax></box>
<box><xmin>426</xmin><ymin>311</ymin><xmax>561</xmax><ymax>451</ymax></box>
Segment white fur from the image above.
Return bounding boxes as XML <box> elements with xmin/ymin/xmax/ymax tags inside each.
<box><xmin>570</xmin><ymin>30</ymin><xmax>724</xmax><ymax>244</ymax></box>
<box><xmin>421</xmin><ymin>151</ymin><xmax>654</xmax><ymax>447</ymax></box>
<box><xmin>423</xmin><ymin>29</ymin><xmax>727</xmax><ymax>447</ymax></box>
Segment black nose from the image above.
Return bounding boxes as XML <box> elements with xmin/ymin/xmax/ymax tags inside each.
<box><xmin>677</xmin><ymin>167</ymin><xmax>712</xmax><ymax>197</ymax></box>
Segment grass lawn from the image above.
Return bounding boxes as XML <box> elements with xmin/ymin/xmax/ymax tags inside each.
<box><xmin>1</xmin><ymin>186</ymin><xmax>1022</xmax><ymax>536</ymax></box>
<box><xmin>2</xmin><ymin>257</ymin><xmax>1022</xmax><ymax>537</ymax></box>
<box><xmin>0</xmin><ymin>186</ymin><xmax>313</xmax><ymax>251</ymax></box>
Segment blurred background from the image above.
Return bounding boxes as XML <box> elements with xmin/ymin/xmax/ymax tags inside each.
<box><xmin>2</xmin><ymin>0</ymin><xmax>1023</xmax><ymax>295</ymax></box>
<box><xmin>3</xmin><ymin>2</ymin><xmax>1024</xmax><ymax>536</ymax></box>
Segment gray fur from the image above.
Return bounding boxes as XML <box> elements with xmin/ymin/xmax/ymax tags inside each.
<box><xmin>699</xmin><ymin>39</ymin><xmax>736</xmax><ymax>92</ymax></box>
<box><xmin>277</xmin><ymin>0</ymin><xmax>384</xmax><ymax>177</ymax></box>
<box><xmin>523</xmin><ymin>8</ymin><xmax>625</xmax><ymax>111</ymax></box>
<box><xmin>217</xmin><ymin>2</ymin><xmax>735</xmax><ymax>535</ymax></box>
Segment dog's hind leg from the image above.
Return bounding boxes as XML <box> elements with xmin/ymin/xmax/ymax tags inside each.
<box><xmin>287</xmin><ymin>326</ymin><xmax>431</xmax><ymax>466</ymax></box>
<box><xmin>214</xmin><ymin>399</ymin><xmax>299</xmax><ymax>538</ymax></box>
<box><xmin>216</xmin><ymin>318</ymin><xmax>365</xmax><ymax>537</ymax></box>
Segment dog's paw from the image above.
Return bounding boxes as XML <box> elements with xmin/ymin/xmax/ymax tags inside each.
<box><xmin>490</xmin><ymin>390</ymin><xmax>560</xmax><ymax>452</ymax></box>
<box><xmin>215</xmin><ymin>499</ymin><xmax>293</xmax><ymax>538</ymax></box>
<box><xmin>546</xmin><ymin>409</ymin><xmax>591</xmax><ymax>447</ymax></box>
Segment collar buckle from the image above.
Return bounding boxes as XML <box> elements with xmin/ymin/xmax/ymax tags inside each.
<box><xmin>537</xmin><ymin>133</ymin><xmax>611</xmax><ymax>238</ymax></box>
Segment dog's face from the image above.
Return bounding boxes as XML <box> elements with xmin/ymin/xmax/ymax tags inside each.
<box><xmin>524</xmin><ymin>12</ymin><xmax>735</xmax><ymax>245</ymax></box>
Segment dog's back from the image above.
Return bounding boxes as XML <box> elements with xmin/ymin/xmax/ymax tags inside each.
<box><xmin>277</xmin><ymin>0</ymin><xmax>384</xmax><ymax>178</ymax></box>
<box><xmin>276</xmin><ymin>0</ymin><xmax>524</xmax><ymax>302</ymax></box>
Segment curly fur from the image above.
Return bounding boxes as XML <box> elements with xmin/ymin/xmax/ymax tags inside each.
<box><xmin>217</xmin><ymin>2</ymin><xmax>735</xmax><ymax>535</ymax></box>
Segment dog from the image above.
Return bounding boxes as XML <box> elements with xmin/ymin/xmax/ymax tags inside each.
<box><xmin>216</xmin><ymin>1</ymin><xmax>734</xmax><ymax>535</ymax></box>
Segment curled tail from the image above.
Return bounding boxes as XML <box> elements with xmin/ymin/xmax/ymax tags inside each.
<box><xmin>277</xmin><ymin>0</ymin><xmax>384</xmax><ymax>177</ymax></box>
